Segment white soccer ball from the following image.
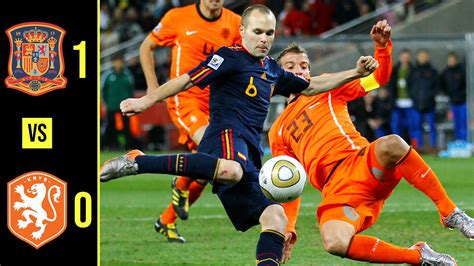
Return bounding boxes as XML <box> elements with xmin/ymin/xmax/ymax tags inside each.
<box><xmin>259</xmin><ymin>155</ymin><xmax>307</xmax><ymax>203</ymax></box>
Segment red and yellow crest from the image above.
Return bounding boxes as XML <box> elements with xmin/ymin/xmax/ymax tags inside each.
<box><xmin>5</xmin><ymin>22</ymin><xmax>67</xmax><ymax>96</ymax></box>
<box><xmin>7</xmin><ymin>171</ymin><xmax>67</xmax><ymax>249</ymax></box>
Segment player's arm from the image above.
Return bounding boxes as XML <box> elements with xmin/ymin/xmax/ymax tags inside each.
<box><xmin>121</xmin><ymin>47</ymin><xmax>234</xmax><ymax>116</ymax></box>
<box><xmin>301</xmin><ymin>56</ymin><xmax>379</xmax><ymax>96</ymax></box>
<box><xmin>302</xmin><ymin>20</ymin><xmax>392</xmax><ymax>95</ymax></box>
<box><xmin>365</xmin><ymin>19</ymin><xmax>392</xmax><ymax>88</ymax></box>
<box><xmin>140</xmin><ymin>10</ymin><xmax>178</xmax><ymax>92</ymax></box>
<box><xmin>281</xmin><ymin>197</ymin><xmax>301</xmax><ymax>263</ymax></box>
<box><xmin>140</xmin><ymin>36</ymin><xmax>161</xmax><ymax>93</ymax></box>
<box><xmin>327</xmin><ymin>20</ymin><xmax>393</xmax><ymax>100</ymax></box>
<box><xmin>282</xmin><ymin>197</ymin><xmax>301</xmax><ymax>237</ymax></box>
<box><xmin>121</xmin><ymin>74</ymin><xmax>193</xmax><ymax>116</ymax></box>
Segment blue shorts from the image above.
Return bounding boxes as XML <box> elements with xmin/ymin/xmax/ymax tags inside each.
<box><xmin>198</xmin><ymin>128</ymin><xmax>277</xmax><ymax>231</ymax></box>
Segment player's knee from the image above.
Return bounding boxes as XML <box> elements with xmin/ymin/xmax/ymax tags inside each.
<box><xmin>321</xmin><ymin>232</ymin><xmax>352</xmax><ymax>256</ymax></box>
<box><xmin>216</xmin><ymin>159</ymin><xmax>243</xmax><ymax>183</ymax></box>
<box><xmin>260</xmin><ymin>204</ymin><xmax>288</xmax><ymax>233</ymax></box>
<box><xmin>320</xmin><ymin>223</ymin><xmax>353</xmax><ymax>256</ymax></box>
<box><xmin>377</xmin><ymin>134</ymin><xmax>409</xmax><ymax>162</ymax></box>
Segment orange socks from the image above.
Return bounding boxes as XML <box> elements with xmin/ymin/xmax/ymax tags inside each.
<box><xmin>346</xmin><ymin>235</ymin><xmax>420</xmax><ymax>264</ymax></box>
<box><xmin>188</xmin><ymin>181</ymin><xmax>206</xmax><ymax>205</ymax></box>
<box><xmin>175</xmin><ymin>176</ymin><xmax>193</xmax><ymax>191</ymax></box>
<box><xmin>160</xmin><ymin>180</ymin><xmax>206</xmax><ymax>224</ymax></box>
<box><xmin>396</xmin><ymin>148</ymin><xmax>456</xmax><ymax>217</ymax></box>
<box><xmin>160</xmin><ymin>203</ymin><xmax>176</xmax><ymax>224</ymax></box>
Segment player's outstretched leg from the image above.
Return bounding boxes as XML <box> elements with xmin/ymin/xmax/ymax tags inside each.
<box><xmin>321</xmin><ymin>217</ymin><xmax>422</xmax><ymax>264</ymax></box>
<box><xmin>374</xmin><ymin>135</ymin><xmax>473</xmax><ymax>240</ymax></box>
<box><xmin>320</xmin><ymin>221</ymin><xmax>457</xmax><ymax>265</ymax></box>
<box><xmin>396</xmin><ymin>145</ymin><xmax>457</xmax><ymax>218</ymax></box>
<box><xmin>100</xmin><ymin>150</ymin><xmax>144</xmax><ymax>182</ymax></box>
<box><xmin>443</xmin><ymin>208</ymin><xmax>474</xmax><ymax>240</ymax></box>
<box><xmin>393</xmin><ymin>142</ymin><xmax>473</xmax><ymax>239</ymax></box>
<box><xmin>410</xmin><ymin>242</ymin><xmax>457</xmax><ymax>266</ymax></box>
<box><xmin>100</xmin><ymin>150</ymin><xmax>237</xmax><ymax>182</ymax></box>
<box><xmin>319</xmin><ymin>206</ymin><xmax>457</xmax><ymax>265</ymax></box>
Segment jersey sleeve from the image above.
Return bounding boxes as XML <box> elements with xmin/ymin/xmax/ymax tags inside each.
<box><xmin>268</xmin><ymin>116</ymin><xmax>301</xmax><ymax>236</ymax></box>
<box><xmin>148</xmin><ymin>9</ymin><xmax>178</xmax><ymax>46</ymax></box>
<box><xmin>282</xmin><ymin>197</ymin><xmax>301</xmax><ymax>237</ymax></box>
<box><xmin>273</xmin><ymin>64</ymin><xmax>310</xmax><ymax>97</ymax></box>
<box><xmin>268</xmin><ymin>120</ymin><xmax>291</xmax><ymax>157</ymax></box>
<box><xmin>332</xmin><ymin>40</ymin><xmax>393</xmax><ymax>101</ymax></box>
<box><xmin>187</xmin><ymin>47</ymin><xmax>236</xmax><ymax>89</ymax></box>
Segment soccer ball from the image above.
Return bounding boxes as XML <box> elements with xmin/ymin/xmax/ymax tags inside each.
<box><xmin>259</xmin><ymin>155</ymin><xmax>307</xmax><ymax>203</ymax></box>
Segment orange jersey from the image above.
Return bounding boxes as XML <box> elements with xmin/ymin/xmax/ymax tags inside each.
<box><xmin>269</xmin><ymin>42</ymin><xmax>393</xmax><ymax>192</ymax></box>
<box><xmin>148</xmin><ymin>4</ymin><xmax>241</xmax><ymax>106</ymax></box>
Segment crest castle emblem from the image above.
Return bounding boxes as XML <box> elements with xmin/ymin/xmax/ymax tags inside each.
<box><xmin>5</xmin><ymin>22</ymin><xmax>67</xmax><ymax>96</ymax></box>
<box><xmin>8</xmin><ymin>171</ymin><xmax>67</xmax><ymax>249</ymax></box>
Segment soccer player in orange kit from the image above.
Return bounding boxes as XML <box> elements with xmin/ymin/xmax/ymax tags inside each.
<box><xmin>140</xmin><ymin>0</ymin><xmax>241</xmax><ymax>243</ymax></box>
<box><xmin>269</xmin><ymin>20</ymin><xmax>473</xmax><ymax>265</ymax></box>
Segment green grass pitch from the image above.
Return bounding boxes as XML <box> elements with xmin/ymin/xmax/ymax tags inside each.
<box><xmin>100</xmin><ymin>151</ymin><xmax>474</xmax><ymax>265</ymax></box>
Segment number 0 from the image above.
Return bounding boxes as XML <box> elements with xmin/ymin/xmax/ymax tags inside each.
<box><xmin>75</xmin><ymin>192</ymin><xmax>92</xmax><ymax>228</ymax></box>
<box><xmin>73</xmin><ymin>41</ymin><xmax>86</xmax><ymax>78</ymax></box>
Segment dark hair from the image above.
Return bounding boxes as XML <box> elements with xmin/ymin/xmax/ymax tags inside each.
<box><xmin>416</xmin><ymin>48</ymin><xmax>429</xmax><ymax>55</ymax></box>
<box><xmin>111</xmin><ymin>53</ymin><xmax>124</xmax><ymax>61</ymax></box>
<box><xmin>241</xmin><ymin>4</ymin><xmax>273</xmax><ymax>27</ymax></box>
<box><xmin>448</xmin><ymin>51</ymin><xmax>458</xmax><ymax>59</ymax></box>
<box><xmin>276</xmin><ymin>42</ymin><xmax>309</xmax><ymax>66</ymax></box>
<box><xmin>399</xmin><ymin>48</ymin><xmax>410</xmax><ymax>54</ymax></box>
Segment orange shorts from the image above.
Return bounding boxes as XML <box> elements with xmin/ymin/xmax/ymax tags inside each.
<box><xmin>317</xmin><ymin>141</ymin><xmax>402</xmax><ymax>233</ymax></box>
<box><xmin>166</xmin><ymin>96</ymin><xmax>209</xmax><ymax>150</ymax></box>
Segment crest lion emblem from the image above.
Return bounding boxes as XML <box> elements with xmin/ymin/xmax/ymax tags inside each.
<box><xmin>8</xmin><ymin>171</ymin><xmax>67</xmax><ymax>249</ymax></box>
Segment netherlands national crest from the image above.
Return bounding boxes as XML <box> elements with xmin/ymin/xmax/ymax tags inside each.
<box><xmin>8</xmin><ymin>171</ymin><xmax>67</xmax><ymax>249</ymax></box>
<box><xmin>5</xmin><ymin>22</ymin><xmax>67</xmax><ymax>96</ymax></box>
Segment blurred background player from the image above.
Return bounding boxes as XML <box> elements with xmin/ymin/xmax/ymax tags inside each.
<box><xmin>388</xmin><ymin>48</ymin><xmax>415</xmax><ymax>146</ymax></box>
<box><xmin>270</xmin><ymin>20</ymin><xmax>472</xmax><ymax>265</ymax></box>
<box><xmin>101</xmin><ymin>53</ymin><xmax>136</xmax><ymax>150</ymax></box>
<box><xmin>440</xmin><ymin>51</ymin><xmax>467</xmax><ymax>142</ymax></box>
<box><xmin>139</xmin><ymin>0</ymin><xmax>241</xmax><ymax>243</ymax></box>
<box><xmin>408</xmin><ymin>48</ymin><xmax>439</xmax><ymax>151</ymax></box>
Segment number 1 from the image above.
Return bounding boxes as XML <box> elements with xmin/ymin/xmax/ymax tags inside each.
<box><xmin>73</xmin><ymin>41</ymin><xmax>86</xmax><ymax>78</ymax></box>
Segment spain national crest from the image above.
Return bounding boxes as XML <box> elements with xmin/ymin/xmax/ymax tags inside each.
<box><xmin>8</xmin><ymin>171</ymin><xmax>67</xmax><ymax>249</ymax></box>
<box><xmin>5</xmin><ymin>22</ymin><xmax>67</xmax><ymax>96</ymax></box>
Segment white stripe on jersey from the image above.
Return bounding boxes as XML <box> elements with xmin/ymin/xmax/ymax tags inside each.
<box><xmin>175</xmin><ymin>40</ymin><xmax>181</xmax><ymax>77</ymax></box>
<box><xmin>328</xmin><ymin>93</ymin><xmax>360</xmax><ymax>150</ymax></box>
<box><xmin>171</xmin><ymin>40</ymin><xmax>190</xmax><ymax>132</ymax></box>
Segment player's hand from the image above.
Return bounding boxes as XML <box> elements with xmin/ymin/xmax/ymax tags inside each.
<box><xmin>282</xmin><ymin>232</ymin><xmax>297</xmax><ymax>264</ymax></box>
<box><xmin>120</xmin><ymin>96</ymin><xmax>152</xmax><ymax>117</ymax></box>
<box><xmin>356</xmin><ymin>56</ymin><xmax>379</xmax><ymax>77</ymax></box>
<box><xmin>370</xmin><ymin>19</ymin><xmax>391</xmax><ymax>47</ymax></box>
